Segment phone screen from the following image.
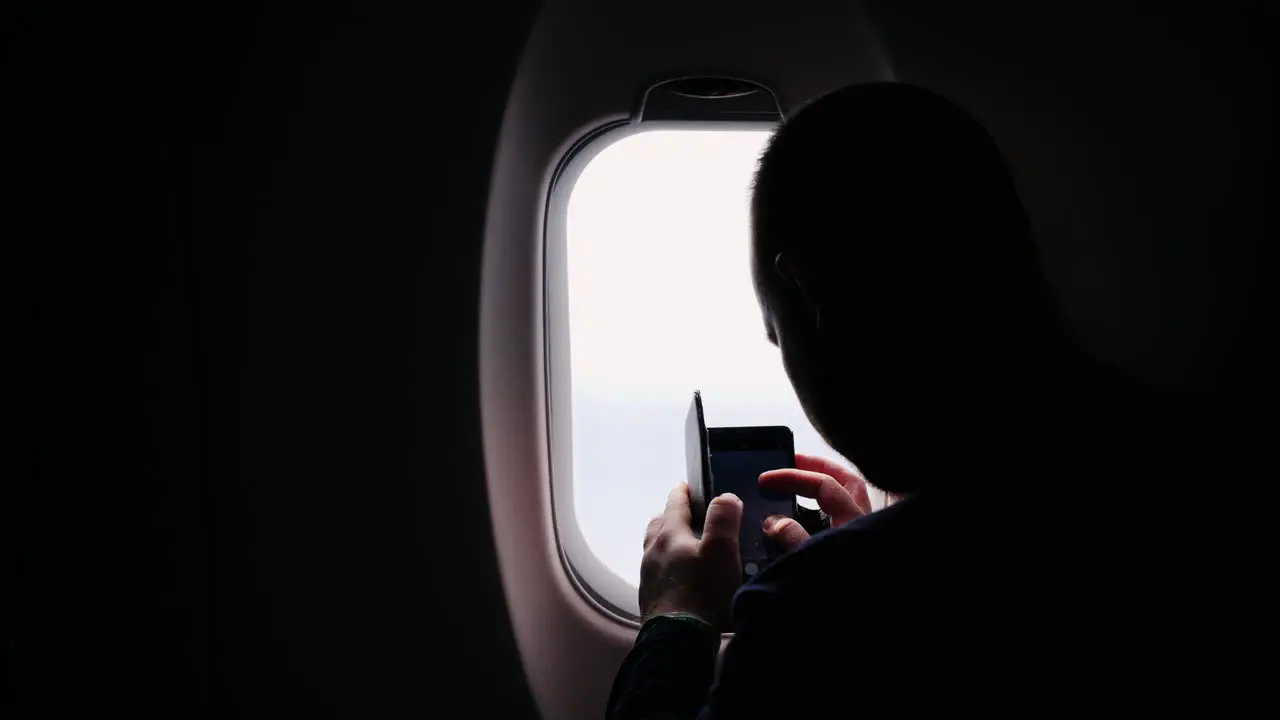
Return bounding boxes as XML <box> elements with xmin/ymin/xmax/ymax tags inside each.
<box><xmin>710</xmin><ymin>449</ymin><xmax>795</xmax><ymax>576</ymax></box>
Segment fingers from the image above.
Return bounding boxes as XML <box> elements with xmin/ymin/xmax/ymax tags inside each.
<box><xmin>795</xmin><ymin>453</ymin><xmax>872</xmax><ymax>515</ymax></box>
<box><xmin>699</xmin><ymin>493</ymin><xmax>742</xmax><ymax>561</ymax></box>
<box><xmin>663</xmin><ymin>482</ymin><xmax>693</xmax><ymax>529</ymax></box>
<box><xmin>642</xmin><ymin>482</ymin><xmax>695</xmax><ymax>550</ymax></box>
<box><xmin>644</xmin><ymin>483</ymin><xmax>697</xmax><ymax>551</ymax></box>
<box><xmin>795</xmin><ymin>453</ymin><xmax>867</xmax><ymax>490</ymax></box>
<box><xmin>643</xmin><ymin>516</ymin><xmax>664</xmax><ymax>550</ymax></box>
<box><xmin>758</xmin><ymin>468</ymin><xmax>865</xmax><ymax>526</ymax></box>
<box><xmin>763</xmin><ymin>514</ymin><xmax>811</xmax><ymax>552</ymax></box>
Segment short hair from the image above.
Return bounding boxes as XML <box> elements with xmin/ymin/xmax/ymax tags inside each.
<box><xmin>751</xmin><ymin>83</ymin><xmax>1043</xmax><ymax>314</ymax></box>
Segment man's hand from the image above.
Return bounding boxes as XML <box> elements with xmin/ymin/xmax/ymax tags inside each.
<box><xmin>639</xmin><ymin>483</ymin><xmax>743</xmax><ymax>630</ymax></box>
<box><xmin>759</xmin><ymin>453</ymin><xmax>872</xmax><ymax>551</ymax></box>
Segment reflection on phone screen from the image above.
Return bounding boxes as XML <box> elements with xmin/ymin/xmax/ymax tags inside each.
<box><xmin>710</xmin><ymin>449</ymin><xmax>794</xmax><ymax>574</ymax></box>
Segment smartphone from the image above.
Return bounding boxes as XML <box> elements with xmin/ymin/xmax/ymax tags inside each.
<box><xmin>707</xmin><ymin>425</ymin><xmax>797</xmax><ymax>579</ymax></box>
<box><xmin>685</xmin><ymin>391</ymin><xmax>714</xmax><ymax>534</ymax></box>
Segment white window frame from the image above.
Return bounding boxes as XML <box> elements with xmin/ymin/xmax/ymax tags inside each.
<box><xmin>543</xmin><ymin>120</ymin><xmax>779</xmax><ymax>621</ymax></box>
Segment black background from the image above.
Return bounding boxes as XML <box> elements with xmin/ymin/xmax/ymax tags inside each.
<box><xmin>2</xmin><ymin>1</ymin><xmax>1273</xmax><ymax>717</ymax></box>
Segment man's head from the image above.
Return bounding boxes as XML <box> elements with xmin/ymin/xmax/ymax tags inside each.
<box><xmin>751</xmin><ymin>83</ymin><xmax>1075</xmax><ymax>494</ymax></box>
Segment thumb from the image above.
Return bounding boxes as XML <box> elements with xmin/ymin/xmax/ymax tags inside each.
<box><xmin>700</xmin><ymin>493</ymin><xmax>742</xmax><ymax>560</ymax></box>
<box><xmin>763</xmin><ymin>515</ymin><xmax>810</xmax><ymax>552</ymax></box>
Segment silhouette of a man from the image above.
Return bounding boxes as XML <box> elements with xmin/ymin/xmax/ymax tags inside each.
<box><xmin>608</xmin><ymin>82</ymin><xmax>1256</xmax><ymax>719</ymax></box>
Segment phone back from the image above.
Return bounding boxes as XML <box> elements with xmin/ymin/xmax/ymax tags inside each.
<box><xmin>685</xmin><ymin>391</ymin><xmax>712</xmax><ymax>532</ymax></box>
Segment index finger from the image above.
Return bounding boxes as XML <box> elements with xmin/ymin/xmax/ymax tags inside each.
<box><xmin>795</xmin><ymin>453</ymin><xmax>865</xmax><ymax>491</ymax></box>
<box><xmin>758</xmin><ymin>468</ymin><xmax>865</xmax><ymax>526</ymax></box>
<box><xmin>795</xmin><ymin>453</ymin><xmax>871</xmax><ymax>512</ymax></box>
<box><xmin>662</xmin><ymin>482</ymin><xmax>694</xmax><ymax>533</ymax></box>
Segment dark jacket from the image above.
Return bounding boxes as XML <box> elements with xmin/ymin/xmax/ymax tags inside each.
<box><xmin>608</xmin><ymin>404</ymin><xmax>1266</xmax><ymax>718</ymax></box>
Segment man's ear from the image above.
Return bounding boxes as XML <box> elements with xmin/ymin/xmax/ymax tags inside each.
<box><xmin>773</xmin><ymin>251</ymin><xmax>822</xmax><ymax>330</ymax></box>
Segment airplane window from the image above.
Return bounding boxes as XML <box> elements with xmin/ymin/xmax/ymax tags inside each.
<box><xmin>557</xmin><ymin>128</ymin><xmax>883</xmax><ymax>595</ymax></box>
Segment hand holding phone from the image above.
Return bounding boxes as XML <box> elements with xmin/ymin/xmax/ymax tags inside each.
<box><xmin>758</xmin><ymin>453</ymin><xmax>873</xmax><ymax>551</ymax></box>
<box><xmin>708</xmin><ymin>426</ymin><xmax>796</xmax><ymax>578</ymax></box>
<box><xmin>686</xmin><ymin>391</ymin><xmax>797</xmax><ymax>580</ymax></box>
<box><xmin>639</xmin><ymin>482</ymin><xmax>745</xmax><ymax>628</ymax></box>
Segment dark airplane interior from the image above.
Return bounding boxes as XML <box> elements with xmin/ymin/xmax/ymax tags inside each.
<box><xmin>3</xmin><ymin>1</ymin><xmax>1274</xmax><ymax>717</ymax></box>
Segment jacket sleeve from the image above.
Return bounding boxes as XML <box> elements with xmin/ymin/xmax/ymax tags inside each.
<box><xmin>605</xmin><ymin>614</ymin><xmax>722</xmax><ymax>720</ymax></box>
<box><xmin>604</xmin><ymin>579</ymin><xmax>812</xmax><ymax>720</ymax></box>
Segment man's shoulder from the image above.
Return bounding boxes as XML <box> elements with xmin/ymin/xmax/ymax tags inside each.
<box><xmin>733</xmin><ymin>493</ymin><xmax>948</xmax><ymax>616</ymax></box>
<box><xmin>793</xmin><ymin>488</ymin><xmax>961</xmax><ymax>559</ymax></box>
<box><xmin>795</xmin><ymin>494</ymin><xmax>933</xmax><ymax>559</ymax></box>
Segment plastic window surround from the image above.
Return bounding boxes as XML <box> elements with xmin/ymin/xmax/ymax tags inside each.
<box><xmin>544</xmin><ymin>120</ymin><xmax>779</xmax><ymax>623</ymax></box>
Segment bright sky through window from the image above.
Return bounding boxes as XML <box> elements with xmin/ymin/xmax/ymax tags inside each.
<box><xmin>565</xmin><ymin>129</ymin><xmax>858</xmax><ymax>588</ymax></box>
